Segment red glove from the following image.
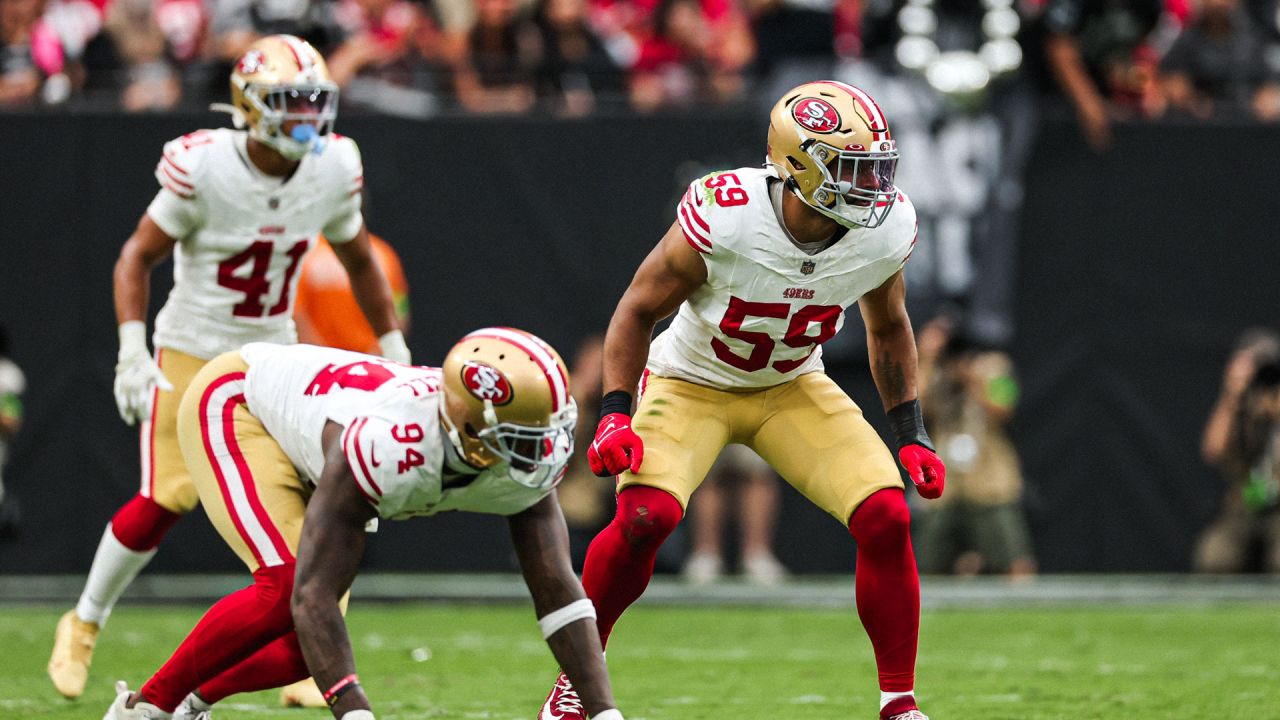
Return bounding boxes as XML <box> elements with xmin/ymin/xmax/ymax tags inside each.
<box><xmin>587</xmin><ymin>413</ymin><xmax>645</xmax><ymax>477</ymax></box>
<box><xmin>898</xmin><ymin>443</ymin><xmax>946</xmax><ymax>499</ymax></box>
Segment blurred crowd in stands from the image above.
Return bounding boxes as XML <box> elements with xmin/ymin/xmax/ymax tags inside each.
<box><xmin>2</xmin><ymin>0</ymin><xmax>1280</xmax><ymax>121</ymax></box>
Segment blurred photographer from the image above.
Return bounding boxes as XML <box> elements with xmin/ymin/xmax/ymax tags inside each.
<box><xmin>914</xmin><ymin>316</ymin><xmax>1035</xmax><ymax>579</ymax></box>
<box><xmin>1196</xmin><ymin>328</ymin><xmax>1280</xmax><ymax>573</ymax></box>
<box><xmin>0</xmin><ymin>325</ymin><xmax>24</xmax><ymax>537</ymax></box>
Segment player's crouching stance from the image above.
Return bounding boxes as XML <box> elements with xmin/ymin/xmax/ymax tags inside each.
<box><xmin>539</xmin><ymin>81</ymin><xmax>944</xmax><ymax>720</ymax></box>
<box><xmin>103</xmin><ymin>329</ymin><xmax>625</xmax><ymax>720</ymax></box>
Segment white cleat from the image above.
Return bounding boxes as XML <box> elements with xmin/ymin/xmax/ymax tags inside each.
<box><xmin>682</xmin><ymin>553</ymin><xmax>723</xmax><ymax>585</ymax></box>
<box><xmin>742</xmin><ymin>552</ymin><xmax>789</xmax><ymax>586</ymax></box>
<box><xmin>538</xmin><ymin>671</ymin><xmax>586</xmax><ymax>720</ymax></box>
<box><xmin>102</xmin><ymin>681</ymin><xmax>173</xmax><ymax>720</ymax></box>
<box><xmin>49</xmin><ymin>609</ymin><xmax>100</xmax><ymax>698</ymax></box>
<box><xmin>886</xmin><ymin>712</ymin><xmax>929</xmax><ymax>720</ymax></box>
<box><xmin>172</xmin><ymin>692</ymin><xmax>212</xmax><ymax>720</ymax></box>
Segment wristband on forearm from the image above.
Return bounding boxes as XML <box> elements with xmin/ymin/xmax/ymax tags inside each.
<box><xmin>887</xmin><ymin>399</ymin><xmax>934</xmax><ymax>451</ymax></box>
<box><xmin>599</xmin><ymin>390</ymin><xmax>633</xmax><ymax>419</ymax></box>
<box><xmin>324</xmin><ymin>674</ymin><xmax>361</xmax><ymax>707</ymax></box>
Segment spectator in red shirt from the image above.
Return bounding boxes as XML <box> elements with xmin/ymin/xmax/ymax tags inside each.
<box><xmin>629</xmin><ymin>0</ymin><xmax>753</xmax><ymax>111</ymax></box>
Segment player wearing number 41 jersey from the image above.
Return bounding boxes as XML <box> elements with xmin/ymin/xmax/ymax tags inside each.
<box><xmin>538</xmin><ymin>81</ymin><xmax>945</xmax><ymax>720</ymax></box>
<box><xmin>104</xmin><ymin>331</ymin><xmax>625</xmax><ymax>720</ymax></box>
<box><xmin>49</xmin><ymin>34</ymin><xmax>409</xmax><ymax>702</ymax></box>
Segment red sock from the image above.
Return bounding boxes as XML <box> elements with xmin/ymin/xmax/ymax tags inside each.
<box><xmin>110</xmin><ymin>494</ymin><xmax>182</xmax><ymax>552</ymax></box>
<box><xmin>196</xmin><ymin>632</ymin><xmax>309</xmax><ymax>703</ymax></box>
<box><xmin>141</xmin><ymin>564</ymin><xmax>296</xmax><ymax>711</ymax></box>
<box><xmin>581</xmin><ymin>485</ymin><xmax>683</xmax><ymax>647</ymax></box>
<box><xmin>848</xmin><ymin>488</ymin><xmax>919</xmax><ymax>693</ymax></box>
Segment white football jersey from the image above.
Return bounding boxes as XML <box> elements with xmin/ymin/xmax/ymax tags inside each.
<box><xmin>240</xmin><ymin>343</ymin><xmax>565</xmax><ymax>520</ymax></box>
<box><xmin>146</xmin><ymin>128</ymin><xmax>365</xmax><ymax>360</ymax></box>
<box><xmin>648</xmin><ymin>167</ymin><xmax>918</xmax><ymax>390</ymax></box>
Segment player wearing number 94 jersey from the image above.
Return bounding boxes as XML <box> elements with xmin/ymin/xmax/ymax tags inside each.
<box><xmin>539</xmin><ymin>81</ymin><xmax>945</xmax><ymax>720</ymax></box>
<box><xmin>103</xmin><ymin>331</ymin><xmax>625</xmax><ymax>720</ymax></box>
<box><xmin>49</xmin><ymin>34</ymin><xmax>409</xmax><ymax>702</ymax></box>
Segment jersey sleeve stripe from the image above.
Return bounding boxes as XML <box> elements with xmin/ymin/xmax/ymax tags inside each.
<box><xmin>682</xmin><ymin>191</ymin><xmax>711</xmax><ymax>232</ymax></box>
<box><xmin>342</xmin><ymin>418</ymin><xmax>382</xmax><ymax>505</ymax></box>
<box><xmin>351</xmin><ymin>418</ymin><xmax>384</xmax><ymax>495</ymax></box>
<box><xmin>162</xmin><ymin>153</ymin><xmax>190</xmax><ymax>177</ymax></box>
<box><xmin>159</xmin><ymin>164</ymin><xmax>195</xmax><ymax>191</ymax></box>
<box><xmin>678</xmin><ymin>204</ymin><xmax>712</xmax><ymax>253</ymax></box>
<box><xmin>158</xmin><ymin>177</ymin><xmax>195</xmax><ymax>199</ymax></box>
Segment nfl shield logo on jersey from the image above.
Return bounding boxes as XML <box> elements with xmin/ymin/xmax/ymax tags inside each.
<box><xmin>801</xmin><ymin>260</ymin><xmax>816</xmax><ymax>275</ymax></box>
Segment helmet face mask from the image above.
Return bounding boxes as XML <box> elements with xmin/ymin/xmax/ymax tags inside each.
<box><xmin>440</xmin><ymin>328</ymin><xmax>576</xmax><ymax>492</ymax></box>
<box><xmin>804</xmin><ymin>139</ymin><xmax>899</xmax><ymax>228</ymax></box>
<box><xmin>227</xmin><ymin>35</ymin><xmax>339</xmax><ymax>160</ymax></box>
<box><xmin>767</xmin><ymin>81</ymin><xmax>901</xmax><ymax>229</ymax></box>
<box><xmin>476</xmin><ymin>403</ymin><xmax>577</xmax><ymax>477</ymax></box>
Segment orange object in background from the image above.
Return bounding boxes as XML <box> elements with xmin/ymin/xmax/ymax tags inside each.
<box><xmin>295</xmin><ymin>234</ymin><xmax>410</xmax><ymax>353</ymax></box>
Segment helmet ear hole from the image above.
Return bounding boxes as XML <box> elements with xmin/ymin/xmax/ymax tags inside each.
<box><xmin>787</xmin><ymin>156</ymin><xmax>807</xmax><ymax>172</ymax></box>
<box><xmin>463</xmin><ymin>422</ymin><xmax>481</xmax><ymax>439</ymax></box>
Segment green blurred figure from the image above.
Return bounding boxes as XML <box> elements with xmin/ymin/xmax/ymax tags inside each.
<box><xmin>0</xmin><ymin>325</ymin><xmax>24</xmax><ymax>538</ymax></box>
<box><xmin>913</xmin><ymin>317</ymin><xmax>1035</xmax><ymax>579</ymax></box>
<box><xmin>1196</xmin><ymin>328</ymin><xmax>1280</xmax><ymax>573</ymax></box>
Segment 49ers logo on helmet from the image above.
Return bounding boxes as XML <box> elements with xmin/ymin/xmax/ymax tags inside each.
<box><xmin>793</xmin><ymin>98</ymin><xmax>840</xmax><ymax>133</ymax></box>
<box><xmin>237</xmin><ymin>49</ymin><xmax>266</xmax><ymax>74</ymax></box>
<box><xmin>461</xmin><ymin>361</ymin><xmax>513</xmax><ymax>405</ymax></box>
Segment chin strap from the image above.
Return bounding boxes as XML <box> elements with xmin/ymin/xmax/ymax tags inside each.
<box><xmin>439</xmin><ymin>410</ymin><xmax>466</xmax><ymax>458</ymax></box>
<box><xmin>209</xmin><ymin>102</ymin><xmax>247</xmax><ymax>129</ymax></box>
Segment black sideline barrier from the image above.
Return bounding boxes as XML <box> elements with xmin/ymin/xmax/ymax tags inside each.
<box><xmin>1</xmin><ymin>112</ymin><xmax>1276</xmax><ymax>575</ymax></box>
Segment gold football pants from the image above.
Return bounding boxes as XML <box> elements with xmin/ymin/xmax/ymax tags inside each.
<box><xmin>176</xmin><ymin>351</ymin><xmax>308</xmax><ymax>572</ymax></box>
<box><xmin>139</xmin><ymin>348</ymin><xmax>207</xmax><ymax>514</ymax></box>
<box><xmin>617</xmin><ymin>372</ymin><xmax>903</xmax><ymax>524</ymax></box>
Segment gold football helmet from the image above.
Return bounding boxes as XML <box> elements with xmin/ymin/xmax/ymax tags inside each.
<box><xmin>766</xmin><ymin>80</ymin><xmax>900</xmax><ymax>229</ymax></box>
<box><xmin>440</xmin><ymin>327</ymin><xmax>577</xmax><ymax>487</ymax></box>
<box><xmin>224</xmin><ymin>34</ymin><xmax>338</xmax><ymax>160</ymax></box>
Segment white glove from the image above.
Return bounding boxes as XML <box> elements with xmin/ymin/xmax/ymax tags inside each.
<box><xmin>113</xmin><ymin>321</ymin><xmax>172</xmax><ymax>426</ymax></box>
<box><xmin>378</xmin><ymin>329</ymin><xmax>411</xmax><ymax>364</ymax></box>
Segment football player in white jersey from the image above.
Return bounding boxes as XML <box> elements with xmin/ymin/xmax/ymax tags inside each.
<box><xmin>103</xmin><ymin>329</ymin><xmax>625</xmax><ymax>720</ymax></box>
<box><xmin>537</xmin><ymin>81</ymin><xmax>947</xmax><ymax>720</ymax></box>
<box><xmin>49</xmin><ymin>34</ymin><xmax>410</xmax><ymax>701</ymax></box>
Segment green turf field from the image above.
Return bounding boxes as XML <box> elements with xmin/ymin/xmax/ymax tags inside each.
<box><xmin>5</xmin><ymin>603</ymin><xmax>1278</xmax><ymax>719</ymax></box>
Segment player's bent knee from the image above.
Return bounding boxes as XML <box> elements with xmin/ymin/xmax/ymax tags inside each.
<box><xmin>252</xmin><ymin>563</ymin><xmax>298</xmax><ymax>628</ymax></box>
<box><xmin>848</xmin><ymin>488</ymin><xmax>911</xmax><ymax>548</ymax></box>
<box><xmin>110</xmin><ymin>494</ymin><xmax>183</xmax><ymax>551</ymax></box>
<box><xmin>615</xmin><ymin>485</ymin><xmax>683</xmax><ymax>548</ymax></box>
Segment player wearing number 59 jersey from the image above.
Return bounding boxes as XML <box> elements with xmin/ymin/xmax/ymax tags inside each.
<box><xmin>539</xmin><ymin>81</ymin><xmax>946</xmax><ymax>720</ymax></box>
<box><xmin>49</xmin><ymin>34</ymin><xmax>409</xmax><ymax>701</ymax></box>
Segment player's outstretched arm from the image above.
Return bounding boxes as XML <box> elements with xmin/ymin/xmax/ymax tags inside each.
<box><xmin>859</xmin><ymin>270</ymin><xmax>947</xmax><ymax>499</ymax></box>
<box><xmin>508</xmin><ymin>494</ymin><xmax>620</xmax><ymax>719</ymax></box>
<box><xmin>294</xmin><ymin>421</ymin><xmax>379</xmax><ymax>718</ymax></box>
<box><xmin>330</xmin><ymin>225</ymin><xmax>409</xmax><ymax>363</ymax></box>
